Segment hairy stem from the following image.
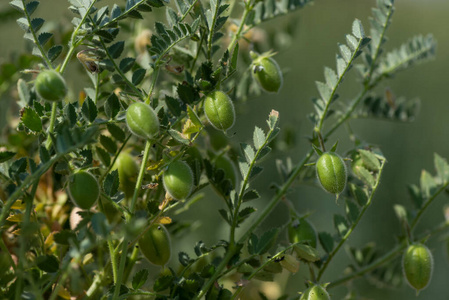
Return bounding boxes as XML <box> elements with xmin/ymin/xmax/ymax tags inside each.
<box><xmin>329</xmin><ymin>221</ymin><xmax>449</xmax><ymax>289</ymax></box>
<box><xmin>410</xmin><ymin>183</ymin><xmax>449</xmax><ymax>231</ymax></box>
<box><xmin>227</xmin><ymin>3</ymin><xmax>253</xmax><ymax>53</ymax></box>
<box><xmin>45</xmin><ymin>102</ymin><xmax>58</xmax><ymax>149</ymax></box>
<box><xmin>179</xmin><ymin>0</ymin><xmax>200</xmax><ymax>22</ymax></box>
<box><xmin>60</xmin><ymin>0</ymin><xmax>98</xmax><ymax>73</ymax></box>
<box><xmin>112</xmin><ymin>140</ymin><xmax>152</xmax><ymax>300</ymax></box>
<box><xmin>316</xmin><ymin>159</ymin><xmax>386</xmax><ymax>281</ymax></box>
<box><xmin>145</xmin><ymin>68</ymin><xmax>159</xmax><ymax>105</ymax></box>
<box><xmin>108</xmin><ymin>240</ymin><xmax>118</xmax><ymax>283</ymax></box>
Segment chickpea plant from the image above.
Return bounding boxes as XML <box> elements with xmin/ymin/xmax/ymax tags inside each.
<box><xmin>0</xmin><ymin>0</ymin><xmax>445</xmax><ymax>299</ymax></box>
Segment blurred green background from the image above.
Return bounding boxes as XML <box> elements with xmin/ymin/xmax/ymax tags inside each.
<box><xmin>1</xmin><ymin>1</ymin><xmax>449</xmax><ymax>299</ymax></box>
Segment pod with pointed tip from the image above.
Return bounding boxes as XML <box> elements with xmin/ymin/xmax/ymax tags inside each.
<box><xmin>316</xmin><ymin>152</ymin><xmax>347</xmax><ymax>195</ymax></box>
<box><xmin>204</xmin><ymin>91</ymin><xmax>235</xmax><ymax>132</ymax></box>
<box><xmin>300</xmin><ymin>284</ymin><xmax>331</xmax><ymax>300</ymax></box>
<box><xmin>402</xmin><ymin>243</ymin><xmax>433</xmax><ymax>293</ymax></box>
<box><xmin>252</xmin><ymin>55</ymin><xmax>283</xmax><ymax>93</ymax></box>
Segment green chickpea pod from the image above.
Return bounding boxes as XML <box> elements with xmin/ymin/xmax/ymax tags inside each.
<box><xmin>250</xmin><ymin>51</ymin><xmax>283</xmax><ymax>93</ymax></box>
<box><xmin>67</xmin><ymin>171</ymin><xmax>99</xmax><ymax>210</ymax></box>
<box><xmin>402</xmin><ymin>243</ymin><xmax>433</xmax><ymax>293</ymax></box>
<box><xmin>316</xmin><ymin>152</ymin><xmax>347</xmax><ymax>196</ymax></box>
<box><xmin>35</xmin><ymin>70</ymin><xmax>67</xmax><ymax>102</ymax></box>
<box><xmin>204</xmin><ymin>91</ymin><xmax>236</xmax><ymax>132</ymax></box>
<box><xmin>126</xmin><ymin>102</ymin><xmax>160</xmax><ymax>139</ymax></box>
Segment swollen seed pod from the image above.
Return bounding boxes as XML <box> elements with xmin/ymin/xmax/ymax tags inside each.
<box><xmin>35</xmin><ymin>70</ymin><xmax>67</xmax><ymax>102</ymax></box>
<box><xmin>163</xmin><ymin>160</ymin><xmax>194</xmax><ymax>200</ymax></box>
<box><xmin>138</xmin><ymin>224</ymin><xmax>171</xmax><ymax>266</ymax></box>
<box><xmin>350</xmin><ymin>151</ymin><xmax>365</xmax><ymax>179</ymax></box>
<box><xmin>126</xmin><ymin>102</ymin><xmax>160</xmax><ymax>140</ymax></box>
<box><xmin>288</xmin><ymin>218</ymin><xmax>317</xmax><ymax>248</ymax></box>
<box><xmin>300</xmin><ymin>284</ymin><xmax>331</xmax><ymax>300</ymax></box>
<box><xmin>204</xmin><ymin>91</ymin><xmax>236</xmax><ymax>132</ymax></box>
<box><xmin>316</xmin><ymin>152</ymin><xmax>347</xmax><ymax>196</ymax></box>
<box><xmin>112</xmin><ymin>151</ymin><xmax>139</xmax><ymax>198</ymax></box>
<box><xmin>402</xmin><ymin>243</ymin><xmax>433</xmax><ymax>293</ymax></box>
<box><xmin>250</xmin><ymin>51</ymin><xmax>283</xmax><ymax>93</ymax></box>
<box><xmin>68</xmin><ymin>171</ymin><xmax>99</xmax><ymax>210</ymax></box>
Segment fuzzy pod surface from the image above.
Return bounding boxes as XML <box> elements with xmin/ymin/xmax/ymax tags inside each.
<box><xmin>252</xmin><ymin>56</ymin><xmax>283</xmax><ymax>93</ymax></box>
<box><xmin>402</xmin><ymin>243</ymin><xmax>433</xmax><ymax>293</ymax></box>
<box><xmin>163</xmin><ymin>160</ymin><xmax>194</xmax><ymax>200</ymax></box>
<box><xmin>300</xmin><ymin>284</ymin><xmax>331</xmax><ymax>300</ymax></box>
<box><xmin>68</xmin><ymin>171</ymin><xmax>99</xmax><ymax>209</ymax></box>
<box><xmin>126</xmin><ymin>102</ymin><xmax>160</xmax><ymax>139</ymax></box>
<box><xmin>204</xmin><ymin>91</ymin><xmax>235</xmax><ymax>132</ymax></box>
<box><xmin>35</xmin><ymin>70</ymin><xmax>67</xmax><ymax>101</ymax></box>
<box><xmin>316</xmin><ymin>152</ymin><xmax>347</xmax><ymax>195</ymax></box>
<box><xmin>112</xmin><ymin>151</ymin><xmax>139</xmax><ymax>198</ymax></box>
<box><xmin>138</xmin><ymin>224</ymin><xmax>171</xmax><ymax>266</ymax></box>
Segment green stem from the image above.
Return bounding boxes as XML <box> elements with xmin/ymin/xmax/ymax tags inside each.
<box><xmin>316</xmin><ymin>39</ymin><xmax>366</xmax><ymax>134</ymax></box>
<box><xmin>94</xmin><ymin>73</ymin><xmax>100</xmax><ymax>104</ymax></box>
<box><xmin>230</xmin><ymin>120</ymin><xmax>278</xmax><ymax>245</ymax></box>
<box><xmin>145</xmin><ymin>68</ymin><xmax>159</xmax><ymax>105</ymax></box>
<box><xmin>118</xmin><ymin>291</ymin><xmax>162</xmax><ymax>299</ymax></box>
<box><xmin>112</xmin><ymin>240</ymin><xmax>128</xmax><ymax>300</ymax></box>
<box><xmin>189</xmin><ymin>29</ymin><xmax>206</xmax><ymax>73</ymax></box>
<box><xmin>21</xmin><ymin>0</ymin><xmax>52</xmax><ymax>67</ymax></box>
<box><xmin>79</xmin><ymin>0</ymin><xmax>148</xmax><ymax>44</ymax></box>
<box><xmin>227</xmin><ymin>3</ymin><xmax>252</xmax><ymax>53</ymax></box>
<box><xmin>108</xmin><ymin>240</ymin><xmax>118</xmax><ymax>283</ymax></box>
<box><xmin>98</xmin><ymin>37</ymin><xmax>145</xmax><ymax>99</ymax></box>
<box><xmin>232</xmin><ymin>244</ymin><xmax>295</xmax><ymax>299</ymax></box>
<box><xmin>324</xmin><ymin>89</ymin><xmax>368</xmax><ymax>138</ymax></box>
<box><xmin>179</xmin><ymin>0</ymin><xmax>200</xmax><ymax>22</ymax></box>
<box><xmin>60</xmin><ymin>45</ymin><xmax>76</xmax><ymax>74</ymax></box>
<box><xmin>239</xmin><ymin>150</ymin><xmax>314</xmax><ymax>244</ymax></box>
<box><xmin>328</xmin><ymin>221</ymin><xmax>449</xmax><ymax>289</ymax></box>
<box><xmin>206</xmin><ymin>0</ymin><xmax>221</xmax><ymax>60</ymax></box>
<box><xmin>130</xmin><ymin>141</ymin><xmax>152</xmax><ymax>212</ymax></box>
<box><xmin>410</xmin><ymin>182</ymin><xmax>449</xmax><ymax>231</ymax></box>
<box><xmin>45</xmin><ymin>102</ymin><xmax>58</xmax><ymax>149</ymax></box>
<box><xmin>123</xmin><ymin>245</ymin><xmax>139</xmax><ymax>283</ymax></box>
<box><xmin>98</xmin><ymin>134</ymin><xmax>131</xmax><ymax>183</ymax></box>
<box><xmin>60</xmin><ymin>0</ymin><xmax>98</xmax><ymax>73</ymax></box>
<box><xmin>85</xmin><ymin>271</ymin><xmax>104</xmax><ymax>298</ymax></box>
<box><xmin>365</xmin><ymin>5</ymin><xmax>394</xmax><ymax>86</ymax></box>
<box><xmin>328</xmin><ymin>243</ymin><xmax>403</xmax><ymax>289</ymax></box>
<box><xmin>316</xmin><ymin>159</ymin><xmax>386</xmax><ymax>281</ymax></box>
<box><xmin>112</xmin><ymin>140</ymin><xmax>153</xmax><ymax>300</ymax></box>
<box><xmin>48</xmin><ymin>258</ymin><xmax>72</xmax><ymax>300</ymax></box>
<box><xmin>194</xmin><ymin>244</ymin><xmax>239</xmax><ymax>300</ymax></box>
<box><xmin>15</xmin><ymin>181</ymin><xmax>39</xmax><ymax>300</ymax></box>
